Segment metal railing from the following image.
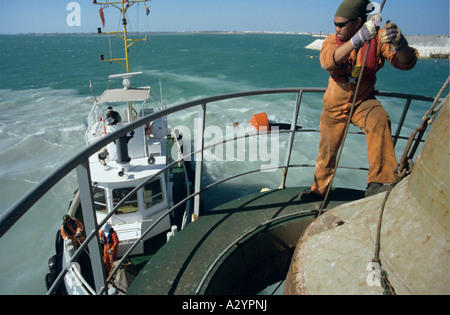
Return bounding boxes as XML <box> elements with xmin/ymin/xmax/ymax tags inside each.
<box><xmin>0</xmin><ymin>87</ymin><xmax>439</xmax><ymax>295</ymax></box>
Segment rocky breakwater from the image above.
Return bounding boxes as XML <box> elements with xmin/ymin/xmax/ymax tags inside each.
<box><xmin>306</xmin><ymin>35</ymin><xmax>449</xmax><ymax>59</ymax></box>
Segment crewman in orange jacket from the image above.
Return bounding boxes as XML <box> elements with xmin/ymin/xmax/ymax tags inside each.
<box><xmin>61</xmin><ymin>215</ymin><xmax>85</xmax><ymax>249</ymax></box>
<box><xmin>99</xmin><ymin>223</ymin><xmax>119</xmax><ymax>273</ymax></box>
<box><xmin>300</xmin><ymin>0</ymin><xmax>418</xmax><ymax>201</ymax></box>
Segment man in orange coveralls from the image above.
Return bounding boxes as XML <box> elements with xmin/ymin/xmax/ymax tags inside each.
<box><xmin>300</xmin><ymin>0</ymin><xmax>418</xmax><ymax>202</ymax></box>
<box><xmin>61</xmin><ymin>215</ymin><xmax>85</xmax><ymax>249</ymax></box>
<box><xmin>99</xmin><ymin>223</ymin><xmax>119</xmax><ymax>273</ymax></box>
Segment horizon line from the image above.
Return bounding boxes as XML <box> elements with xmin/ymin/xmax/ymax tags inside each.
<box><xmin>1</xmin><ymin>30</ymin><xmax>448</xmax><ymax>36</ymax></box>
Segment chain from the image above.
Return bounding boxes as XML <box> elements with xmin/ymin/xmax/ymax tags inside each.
<box><xmin>395</xmin><ymin>77</ymin><xmax>449</xmax><ymax>178</ymax></box>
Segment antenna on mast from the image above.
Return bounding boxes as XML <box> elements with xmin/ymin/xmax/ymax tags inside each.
<box><xmin>89</xmin><ymin>80</ymin><xmax>97</xmax><ymax>101</ymax></box>
<box><xmin>93</xmin><ymin>0</ymin><xmax>150</xmax><ymax>71</ymax></box>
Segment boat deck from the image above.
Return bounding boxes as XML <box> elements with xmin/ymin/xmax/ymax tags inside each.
<box><xmin>127</xmin><ymin>186</ymin><xmax>364</xmax><ymax>295</ymax></box>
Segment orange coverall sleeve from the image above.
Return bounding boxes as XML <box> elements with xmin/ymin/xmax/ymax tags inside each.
<box><xmin>110</xmin><ymin>232</ymin><xmax>119</xmax><ymax>252</ymax></box>
<box><xmin>60</xmin><ymin>226</ymin><xmax>68</xmax><ymax>239</ymax></box>
<box><xmin>379</xmin><ymin>34</ymin><xmax>419</xmax><ymax>70</ymax></box>
<box><xmin>320</xmin><ymin>32</ymin><xmax>418</xmax><ymax>74</ymax></box>
<box><xmin>74</xmin><ymin>219</ymin><xmax>84</xmax><ymax>233</ymax></box>
<box><xmin>61</xmin><ymin>218</ymin><xmax>84</xmax><ymax>238</ymax></box>
<box><xmin>320</xmin><ymin>34</ymin><xmax>341</xmax><ymax>72</ymax></box>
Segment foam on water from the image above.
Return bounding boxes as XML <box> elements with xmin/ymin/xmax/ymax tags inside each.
<box><xmin>0</xmin><ymin>87</ymin><xmax>92</xmax><ymax>294</ymax></box>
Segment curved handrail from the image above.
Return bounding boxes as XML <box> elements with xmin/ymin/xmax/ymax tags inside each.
<box><xmin>0</xmin><ymin>88</ymin><xmax>310</xmax><ymax>237</ymax></box>
<box><xmin>0</xmin><ymin>88</ymin><xmax>311</xmax><ymax>238</ymax></box>
<box><xmin>1</xmin><ymin>88</ymin><xmax>438</xmax><ymax>237</ymax></box>
<box><xmin>0</xmin><ymin>87</ymin><xmax>439</xmax><ymax>295</ymax></box>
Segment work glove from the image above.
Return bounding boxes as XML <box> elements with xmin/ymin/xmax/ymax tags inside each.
<box><xmin>381</xmin><ymin>21</ymin><xmax>409</xmax><ymax>52</ymax></box>
<box><xmin>351</xmin><ymin>15</ymin><xmax>380</xmax><ymax>49</ymax></box>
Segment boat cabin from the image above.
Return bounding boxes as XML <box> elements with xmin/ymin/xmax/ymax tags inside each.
<box><xmin>84</xmin><ymin>73</ymin><xmax>173</xmax><ymax>256</ymax></box>
<box><xmin>92</xmin><ymin>171</ymin><xmax>172</xmax><ymax>256</ymax></box>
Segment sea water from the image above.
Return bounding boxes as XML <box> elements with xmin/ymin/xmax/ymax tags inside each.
<box><xmin>0</xmin><ymin>34</ymin><xmax>448</xmax><ymax>294</ymax></box>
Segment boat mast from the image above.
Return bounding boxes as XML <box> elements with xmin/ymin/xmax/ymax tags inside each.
<box><xmin>94</xmin><ymin>0</ymin><xmax>149</xmax><ymax>72</ymax></box>
<box><xmin>121</xmin><ymin>0</ymin><xmax>130</xmax><ymax>72</ymax></box>
<box><xmin>94</xmin><ymin>0</ymin><xmax>149</xmax><ymax>120</ymax></box>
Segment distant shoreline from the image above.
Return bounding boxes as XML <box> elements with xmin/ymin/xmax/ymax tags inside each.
<box><xmin>1</xmin><ymin>31</ymin><xmax>320</xmax><ymax>36</ymax></box>
<box><xmin>1</xmin><ymin>31</ymin><xmax>449</xmax><ymax>37</ymax></box>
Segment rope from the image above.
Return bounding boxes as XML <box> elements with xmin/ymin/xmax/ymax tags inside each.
<box><xmin>318</xmin><ymin>52</ymin><xmax>368</xmax><ymax>215</ymax></box>
<box><xmin>318</xmin><ymin>37</ymin><xmax>372</xmax><ymax>215</ymax></box>
<box><xmin>318</xmin><ymin>0</ymin><xmax>387</xmax><ymax>216</ymax></box>
<box><xmin>371</xmin><ymin>185</ymin><xmax>396</xmax><ymax>294</ymax></box>
<box><xmin>371</xmin><ymin>77</ymin><xmax>448</xmax><ymax>295</ymax></box>
<box><xmin>315</xmin><ymin>1</ymin><xmax>446</xmax><ymax>295</ymax></box>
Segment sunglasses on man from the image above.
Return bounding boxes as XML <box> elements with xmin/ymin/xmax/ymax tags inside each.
<box><xmin>334</xmin><ymin>19</ymin><xmax>356</xmax><ymax>28</ymax></box>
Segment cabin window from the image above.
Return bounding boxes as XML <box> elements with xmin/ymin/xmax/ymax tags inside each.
<box><xmin>144</xmin><ymin>179</ymin><xmax>163</xmax><ymax>209</ymax></box>
<box><xmin>112</xmin><ymin>187</ymin><xmax>139</xmax><ymax>214</ymax></box>
<box><xmin>93</xmin><ymin>186</ymin><xmax>107</xmax><ymax>213</ymax></box>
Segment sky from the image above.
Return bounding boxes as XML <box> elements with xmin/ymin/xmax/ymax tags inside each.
<box><xmin>0</xmin><ymin>0</ymin><xmax>449</xmax><ymax>35</ymax></box>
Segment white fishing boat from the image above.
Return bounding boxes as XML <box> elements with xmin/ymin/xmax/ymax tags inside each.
<box><xmin>44</xmin><ymin>0</ymin><xmax>191</xmax><ymax>294</ymax></box>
